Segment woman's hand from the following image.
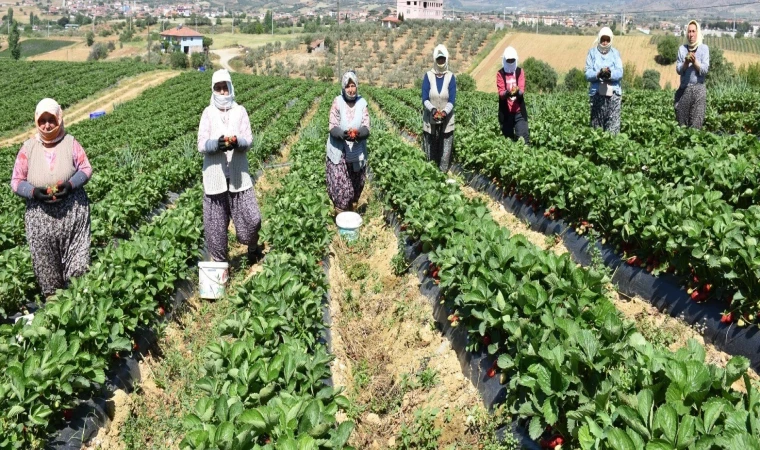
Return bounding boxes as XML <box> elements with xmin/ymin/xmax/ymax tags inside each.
<box><xmin>54</xmin><ymin>181</ymin><xmax>73</xmax><ymax>200</ymax></box>
<box><xmin>32</xmin><ymin>187</ymin><xmax>52</xmax><ymax>202</ymax></box>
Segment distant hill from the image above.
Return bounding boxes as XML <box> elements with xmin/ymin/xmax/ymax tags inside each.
<box><xmin>455</xmin><ymin>0</ymin><xmax>760</xmax><ymax>15</ymax></box>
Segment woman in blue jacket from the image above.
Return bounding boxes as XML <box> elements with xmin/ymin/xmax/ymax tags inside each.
<box><xmin>584</xmin><ymin>27</ymin><xmax>623</xmax><ymax>135</ymax></box>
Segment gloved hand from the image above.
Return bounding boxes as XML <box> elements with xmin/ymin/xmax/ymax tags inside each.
<box><xmin>227</xmin><ymin>136</ymin><xmax>239</xmax><ymax>149</ymax></box>
<box><xmin>330</xmin><ymin>127</ymin><xmax>344</xmax><ymax>140</ymax></box>
<box><xmin>357</xmin><ymin>126</ymin><xmax>370</xmax><ymax>140</ymax></box>
<box><xmin>32</xmin><ymin>187</ymin><xmax>52</xmax><ymax>202</ymax></box>
<box><xmin>55</xmin><ymin>181</ymin><xmax>73</xmax><ymax>200</ymax></box>
<box><xmin>430</xmin><ymin>107</ymin><xmax>438</xmax><ymax>117</ymax></box>
<box><xmin>217</xmin><ymin>135</ymin><xmax>228</xmax><ymax>151</ymax></box>
<box><xmin>345</xmin><ymin>128</ymin><xmax>358</xmax><ymax>141</ymax></box>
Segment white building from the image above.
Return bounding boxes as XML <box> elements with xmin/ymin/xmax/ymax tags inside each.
<box><xmin>396</xmin><ymin>0</ymin><xmax>443</xmax><ymax>20</ymax></box>
<box><xmin>160</xmin><ymin>25</ymin><xmax>203</xmax><ymax>54</ymax></box>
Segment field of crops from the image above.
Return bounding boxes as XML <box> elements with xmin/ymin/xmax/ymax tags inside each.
<box><xmin>651</xmin><ymin>35</ymin><xmax>760</xmax><ymax>55</ymax></box>
<box><xmin>0</xmin><ymin>39</ymin><xmax>76</xmax><ymax>59</ymax></box>
<box><xmin>0</xmin><ymin>61</ymin><xmax>158</xmax><ymax>138</ymax></box>
<box><xmin>2</xmin><ymin>60</ymin><xmax>760</xmax><ymax>449</ymax></box>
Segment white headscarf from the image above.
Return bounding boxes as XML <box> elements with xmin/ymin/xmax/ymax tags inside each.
<box><xmin>341</xmin><ymin>71</ymin><xmax>359</xmax><ymax>102</ymax></box>
<box><xmin>35</xmin><ymin>98</ymin><xmax>65</xmax><ymax>145</ymax></box>
<box><xmin>502</xmin><ymin>46</ymin><xmax>518</xmax><ymax>73</ymax></box>
<box><xmin>595</xmin><ymin>27</ymin><xmax>613</xmax><ymax>54</ymax></box>
<box><xmin>210</xmin><ymin>69</ymin><xmax>237</xmax><ymax>111</ymax></box>
<box><xmin>433</xmin><ymin>44</ymin><xmax>449</xmax><ymax>74</ymax></box>
<box><xmin>686</xmin><ymin>20</ymin><xmax>703</xmax><ymax>51</ymax></box>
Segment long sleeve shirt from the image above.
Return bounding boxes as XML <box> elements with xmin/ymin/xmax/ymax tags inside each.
<box><xmin>584</xmin><ymin>47</ymin><xmax>623</xmax><ymax>96</ymax></box>
<box><xmin>422</xmin><ymin>74</ymin><xmax>457</xmax><ymax>114</ymax></box>
<box><xmin>197</xmin><ymin>105</ymin><xmax>253</xmax><ymax>185</ymax></box>
<box><xmin>11</xmin><ymin>137</ymin><xmax>92</xmax><ymax>199</ymax></box>
<box><xmin>496</xmin><ymin>68</ymin><xmax>525</xmax><ymax>114</ymax></box>
<box><xmin>676</xmin><ymin>44</ymin><xmax>709</xmax><ymax>88</ymax></box>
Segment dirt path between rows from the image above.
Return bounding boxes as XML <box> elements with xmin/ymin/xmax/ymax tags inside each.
<box><xmin>327</xmin><ymin>184</ymin><xmax>503</xmax><ymax>449</ymax></box>
<box><xmin>211</xmin><ymin>48</ymin><xmax>243</xmax><ymax>72</ymax></box>
<box><xmin>0</xmin><ymin>71</ymin><xmax>180</xmax><ymax>148</ymax></box>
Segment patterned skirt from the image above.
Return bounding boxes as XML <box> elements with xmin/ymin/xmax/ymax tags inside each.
<box><xmin>675</xmin><ymin>84</ymin><xmax>707</xmax><ymax>130</ymax></box>
<box><xmin>326</xmin><ymin>155</ymin><xmax>366</xmax><ymax>211</ymax></box>
<box><xmin>590</xmin><ymin>93</ymin><xmax>621</xmax><ymax>135</ymax></box>
<box><xmin>203</xmin><ymin>187</ymin><xmax>262</xmax><ymax>262</ymax></box>
<box><xmin>25</xmin><ymin>188</ymin><xmax>91</xmax><ymax>297</ymax></box>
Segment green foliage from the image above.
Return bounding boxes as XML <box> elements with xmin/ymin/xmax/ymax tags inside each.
<box><xmin>317</xmin><ymin>64</ymin><xmax>333</xmax><ymax>81</ymax></box>
<box><xmin>8</xmin><ymin>21</ymin><xmax>20</xmax><ymax>60</ymax></box>
<box><xmin>641</xmin><ymin>69</ymin><xmax>661</xmax><ymax>90</ymax></box>
<box><xmin>564</xmin><ymin>68</ymin><xmax>587</xmax><ymax>92</ymax></box>
<box><xmin>457</xmin><ymin>73</ymin><xmax>476</xmax><ymax>92</ymax></box>
<box><xmin>170</xmin><ymin>51</ymin><xmax>189</xmax><ymax>69</ymax></box>
<box><xmin>85</xmin><ymin>31</ymin><xmax>94</xmax><ymax>47</ymax></box>
<box><xmin>190</xmin><ymin>52</ymin><xmax>205</xmax><ymax>69</ymax></box>
<box><xmin>202</xmin><ymin>36</ymin><xmax>212</xmax><ymax>49</ymax></box>
<box><xmin>397</xmin><ymin>408</ymin><xmax>441</xmax><ymax>449</ymax></box>
<box><xmin>523</xmin><ymin>57</ymin><xmax>557</xmax><ymax>93</ymax></box>
<box><xmin>739</xmin><ymin>62</ymin><xmax>760</xmax><ymax>87</ymax></box>
<box><xmin>87</xmin><ymin>42</ymin><xmax>109</xmax><ymax>61</ymax></box>
<box><xmin>656</xmin><ymin>34</ymin><xmax>679</xmax><ymax>65</ymax></box>
<box><xmin>707</xmin><ymin>45</ymin><xmax>736</xmax><ymax>87</ymax></box>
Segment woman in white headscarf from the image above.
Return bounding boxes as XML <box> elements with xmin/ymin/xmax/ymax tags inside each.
<box><xmin>197</xmin><ymin>69</ymin><xmax>261</xmax><ymax>263</ymax></box>
<box><xmin>584</xmin><ymin>27</ymin><xmax>624</xmax><ymax>134</ymax></box>
<box><xmin>326</xmin><ymin>70</ymin><xmax>370</xmax><ymax>212</ymax></box>
<box><xmin>675</xmin><ymin>20</ymin><xmax>710</xmax><ymax>129</ymax></box>
<box><xmin>421</xmin><ymin>44</ymin><xmax>457</xmax><ymax>172</ymax></box>
<box><xmin>496</xmin><ymin>46</ymin><xmax>529</xmax><ymax>145</ymax></box>
<box><xmin>10</xmin><ymin>98</ymin><xmax>93</xmax><ymax>298</ymax></box>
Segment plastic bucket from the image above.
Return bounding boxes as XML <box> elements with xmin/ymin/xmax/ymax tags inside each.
<box><xmin>89</xmin><ymin>111</ymin><xmax>106</xmax><ymax>120</ymax></box>
<box><xmin>198</xmin><ymin>261</ymin><xmax>229</xmax><ymax>299</ymax></box>
<box><xmin>336</xmin><ymin>211</ymin><xmax>363</xmax><ymax>242</ymax></box>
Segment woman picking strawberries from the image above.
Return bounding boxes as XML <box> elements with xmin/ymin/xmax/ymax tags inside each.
<box><xmin>496</xmin><ymin>46</ymin><xmax>530</xmax><ymax>145</ymax></box>
<box><xmin>326</xmin><ymin>70</ymin><xmax>370</xmax><ymax>212</ymax></box>
<box><xmin>10</xmin><ymin>98</ymin><xmax>93</xmax><ymax>299</ymax></box>
<box><xmin>421</xmin><ymin>44</ymin><xmax>457</xmax><ymax>172</ymax></box>
<box><xmin>197</xmin><ymin>69</ymin><xmax>262</xmax><ymax>263</ymax></box>
<box><xmin>584</xmin><ymin>27</ymin><xmax>624</xmax><ymax>135</ymax></box>
<box><xmin>675</xmin><ymin>20</ymin><xmax>710</xmax><ymax>129</ymax></box>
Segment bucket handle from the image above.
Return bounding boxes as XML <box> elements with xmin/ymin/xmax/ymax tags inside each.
<box><xmin>200</xmin><ymin>266</ymin><xmax>229</xmax><ymax>286</ymax></box>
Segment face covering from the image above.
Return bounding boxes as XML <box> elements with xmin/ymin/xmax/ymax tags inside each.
<box><xmin>596</xmin><ymin>27</ymin><xmax>613</xmax><ymax>55</ymax></box>
<box><xmin>502</xmin><ymin>46</ymin><xmax>518</xmax><ymax>73</ymax></box>
<box><xmin>341</xmin><ymin>71</ymin><xmax>359</xmax><ymax>102</ymax></box>
<box><xmin>210</xmin><ymin>69</ymin><xmax>237</xmax><ymax>111</ymax></box>
<box><xmin>35</xmin><ymin>98</ymin><xmax>65</xmax><ymax>145</ymax></box>
<box><xmin>687</xmin><ymin>20</ymin><xmax>702</xmax><ymax>51</ymax></box>
<box><xmin>433</xmin><ymin>44</ymin><xmax>449</xmax><ymax>75</ymax></box>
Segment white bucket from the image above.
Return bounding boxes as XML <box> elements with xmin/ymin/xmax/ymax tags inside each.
<box><xmin>198</xmin><ymin>261</ymin><xmax>229</xmax><ymax>299</ymax></box>
<box><xmin>336</xmin><ymin>212</ymin><xmax>363</xmax><ymax>242</ymax></box>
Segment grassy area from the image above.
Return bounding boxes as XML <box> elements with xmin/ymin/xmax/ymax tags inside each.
<box><xmin>209</xmin><ymin>32</ymin><xmax>304</xmax><ymax>49</ymax></box>
<box><xmin>0</xmin><ymin>38</ymin><xmax>75</xmax><ymax>58</ymax></box>
<box><xmin>467</xmin><ymin>29</ymin><xmax>507</xmax><ymax>74</ymax></box>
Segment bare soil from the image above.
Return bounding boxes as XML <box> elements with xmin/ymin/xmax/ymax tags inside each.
<box><xmin>327</xmin><ymin>184</ymin><xmax>487</xmax><ymax>449</ymax></box>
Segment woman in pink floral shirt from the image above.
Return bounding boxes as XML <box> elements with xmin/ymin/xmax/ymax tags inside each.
<box><xmin>10</xmin><ymin>98</ymin><xmax>93</xmax><ymax>298</ymax></box>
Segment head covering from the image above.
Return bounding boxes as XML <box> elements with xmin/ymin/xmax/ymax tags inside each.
<box><xmin>210</xmin><ymin>69</ymin><xmax>237</xmax><ymax>111</ymax></box>
<box><xmin>341</xmin><ymin>70</ymin><xmax>360</xmax><ymax>102</ymax></box>
<box><xmin>433</xmin><ymin>44</ymin><xmax>449</xmax><ymax>74</ymax></box>
<box><xmin>502</xmin><ymin>46</ymin><xmax>518</xmax><ymax>73</ymax></box>
<box><xmin>596</xmin><ymin>27</ymin><xmax>613</xmax><ymax>55</ymax></box>
<box><xmin>686</xmin><ymin>20</ymin><xmax>702</xmax><ymax>51</ymax></box>
<box><xmin>35</xmin><ymin>98</ymin><xmax>65</xmax><ymax>145</ymax></box>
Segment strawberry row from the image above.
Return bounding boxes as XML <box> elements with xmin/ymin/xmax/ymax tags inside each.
<box><xmin>374</xmin><ymin>88</ymin><xmax>760</xmax><ymax>322</ymax></box>
<box><xmin>367</xmin><ymin>117</ymin><xmax>760</xmax><ymax>450</ymax></box>
<box><xmin>180</xmin><ymin>93</ymin><xmax>354</xmax><ymax>449</ymax></box>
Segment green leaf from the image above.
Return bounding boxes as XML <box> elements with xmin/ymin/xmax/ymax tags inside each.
<box><xmin>637</xmin><ymin>389</ymin><xmax>654</xmax><ymax>428</ymax></box>
<box><xmin>702</xmin><ymin>398</ymin><xmax>727</xmax><ymax>433</ymax></box>
<box><xmin>329</xmin><ymin>421</ymin><xmax>354</xmax><ymax>448</ymax></box>
<box><xmin>617</xmin><ymin>405</ymin><xmax>651</xmax><ymax>440</ymax></box>
<box><xmin>654</xmin><ymin>405</ymin><xmax>678</xmax><ymax>444</ymax></box>
<box><xmin>216</xmin><ymin>421</ymin><xmax>234</xmax><ymax>444</ymax></box>
<box><xmin>607</xmin><ymin>427</ymin><xmax>636</xmax><ymax>450</ymax></box>
<box><xmin>675</xmin><ymin>415</ymin><xmax>696</xmax><ymax>449</ymax></box>
<box><xmin>239</xmin><ymin>408</ymin><xmax>267</xmax><ymax>432</ymax></box>
<box><xmin>528</xmin><ymin>416</ymin><xmax>544</xmax><ymax>440</ymax></box>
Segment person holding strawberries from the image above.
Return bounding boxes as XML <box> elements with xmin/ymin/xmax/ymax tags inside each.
<box><xmin>496</xmin><ymin>46</ymin><xmax>530</xmax><ymax>145</ymax></box>
<box><xmin>326</xmin><ymin>70</ymin><xmax>370</xmax><ymax>213</ymax></box>
<box><xmin>675</xmin><ymin>20</ymin><xmax>710</xmax><ymax>129</ymax></box>
<box><xmin>10</xmin><ymin>98</ymin><xmax>93</xmax><ymax>299</ymax></box>
<box><xmin>421</xmin><ymin>44</ymin><xmax>457</xmax><ymax>172</ymax></box>
<box><xmin>585</xmin><ymin>27</ymin><xmax>624</xmax><ymax>135</ymax></box>
<box><xmin>197</xmin><ymin>69</ymin><xmax>262</xmax><ymax>264</ymax></box>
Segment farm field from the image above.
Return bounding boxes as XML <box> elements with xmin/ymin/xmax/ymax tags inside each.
<box><xmin>471</xmin><ymin>32</ymin><xmax>760</xmax><ymax>91</ymax></box>
<box><xmin>0</xmin><ymin>38</ymin><xmax>75</xmax><ymax>59</ymax></box>
<box><xmin>652</xmin><ymin>35</ymin><xmax>760</xmax><ymax>56</ymax></box>
<box><xmin>2</xmin><ymin>60</ymin><xmax>760</xmax><ymax>450</ymax></box>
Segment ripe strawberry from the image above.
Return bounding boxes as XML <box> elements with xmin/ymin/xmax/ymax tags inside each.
<box><xmin>432</xmin><ymin>269</ymin><xmax>439</xmax><ymax>279</ymax></box>
<box><xmin>544</xmin><ymin>211</ymin><xmax>551</xmax><ymax>218</ymax></box>
<box><xmin>63</xmin><ymin>409</ymin><xmax>73</xmax><ymax>421</ymax></box>
<box><xmin>690</xmin><ymin>290</ymin><xmax>701</xmax><ymax>301</ymax></box>
<box><xmin>487</xmin><ymin>366</ymin><xmax>496</xmax><ymax>378</ymax></box>
<box><xmin>720</xmin><ymin>312</ymin><xmax>734</xmax><ymax>324</ymax></box>
<box><xmin>157</xmin><ymin>306</ymin><xmax>166</xmax><ymax>317</ymax></box>
<box><xmin>133</xmin><ymin>341</ymin><xmax>139</xmax><ymax>351</ymax></box>
<box><xmin>704</xmin><ymin>284</ymin><xmax>712</xmax><ymax>292</ymax></box>
<box><xmin>113</xmin><ymin>351</ymin><xmax>120</xmax><ymax>359</ymax></box>
<box><xmin>626</xmin><ymin>256</ymin><xmax>639</xmax><ymax>266</ymax></box>
<box><xmin>482</xmin><ymin>335</ymin><xmax>491</xmax><ymax>345</ymax></box>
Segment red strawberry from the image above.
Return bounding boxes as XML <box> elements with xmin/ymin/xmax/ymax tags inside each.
<box><xmin>400</xmin><ymin>224</ymin><xmax>407</xmax><ymax>231</ymax></box>
<box><xmin>431</xmin><ymin>269</ymin><xmax>439</xmax><ymax>279</ymax></box>
<box><xmin>544</xmin><ymin>211</ymin><xmax>551</xmax><ymax>218</ymax></box>
<box><xmin>63</xmin><ymin>409</ymin><xmax>73</xmax><ymax>421</ymax></box>
<box><xmin>720</xmin><ymin>312</ymin><xmax>734</xmax><ymax>324</ymax></box>
<box><xmin>113</xmin><ymin>351</ymin><xmax>120</xmax><ymax>359</ymax></box>
<box><xmin>487</xmin><ymin>366</ymin><xmax>496</xmax><ymax>378</ymax></box>
<box><xmin>704</xmin><ymin>284</ymin><xmax>712</xmax><ymax>292</ymax></box>
<box><xmin>133</xmin><ymin>341</ymin><xmax>139</xmax><ymax>351</ymax></box>
<box><xmin>690</xmin><ymin>290</ymin><xmax>701</xmax><ymax>301</ymax></box>
<box><xmin>482</xmin><ymin>335</ymin><xmax>491</xmax><ymax>345</ymax></box>
<box><xmin>626</xmin><ymin>256</ymin><xmax>639</xmax><ymax>266</ymax></box>
<box><xmin>157</xmin><ymin>306</ymin><xmax>165</xmax><ymax>317</ymax></box>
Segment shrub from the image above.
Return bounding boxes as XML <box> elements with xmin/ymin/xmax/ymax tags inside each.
<box><xmin>190</xmin><ymin>51</ymin><xmax>205</xmax><ymax>69</ymax></box>
<box><xmin>457</xmin><ymin>73</ymin><xmax>475</xmax><ymax>92</ymax></box>
<box><xmin>87</xmin><ymin>42</ymin><xmax>109</xmax><ymax>61</ymax></box>
<box><xmin>170</xmin><ymin>51</ymin><xmax>189</xmax><ymax>69</ymax></box>
<box><xmin>523</xmin><ymin>57</ymin><xmax>557</xmax><ymax>93</ymax></box>
<box><xmin>564</xmin><ymin>68</ymin><xmax>587</xmax><ymax>91</ymax></box>
<box><xmin>656</xmin><ymin>35</ymin><xmax>679</xmax><ymax>65</ymax></box>
<box><xmin>641</xmin><ymin>69</ymin><xmax>661</xmax><ymax>90</ymax></box>
<box><xmin>85</xmin><ymin>31</ymin><xmax>94</xmax><ymax>46</ymax></box>
<box><xmin>739</xmin><ymin>62</ymin><xmax>760</xmax><ymax>88</ymax></box>
<box><xmin>317</xmin><ymin>65</ymin><xmax>333</xmax><ymax>81</ymax></box>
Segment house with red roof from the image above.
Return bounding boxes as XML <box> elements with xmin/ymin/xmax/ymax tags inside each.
<box><xmin>160</xmin><ymin>25</ymin><xmax>204</xmax><ymax>54</ymax></box>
